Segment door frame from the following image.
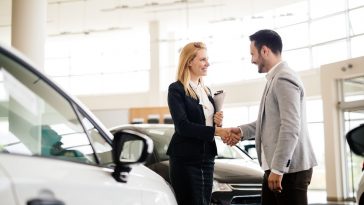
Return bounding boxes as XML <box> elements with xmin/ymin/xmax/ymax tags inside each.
<box><xmin>321</xmin><ymin>56</ymin><xmax>364</xmax><ymax>201</ymax></box>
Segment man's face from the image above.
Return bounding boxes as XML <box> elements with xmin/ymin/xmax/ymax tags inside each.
<box><xmin>250</xmin><ymin>41</ymin><xmax>269</xmax><ymax>73</ymax></box>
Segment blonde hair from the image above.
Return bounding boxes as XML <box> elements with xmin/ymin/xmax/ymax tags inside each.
<box><xmin>176</xmin><ymin>42</ymin><xmax>209</xmax><ymax>99</ymax></box>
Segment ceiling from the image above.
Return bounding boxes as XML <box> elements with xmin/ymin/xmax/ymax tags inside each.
<box><xmin>0</xmin><ymin>0</ymin><xmax>304</xmax><ymax>37</ymax></box>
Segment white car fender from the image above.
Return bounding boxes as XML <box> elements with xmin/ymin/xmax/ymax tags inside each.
<box><xmin>129</xmin><ymin>165</ymin><xmax>177</xmax><ymax>205</ymax></box>
<box><xmin>0</xmin><ymin>164</ymin><xmax>17</xmax><ymax>205</ymax></box>
<box><xmin>0</xmin><ymin>154</ymin><xmax>177</xmax><ymax>205</ymax></box>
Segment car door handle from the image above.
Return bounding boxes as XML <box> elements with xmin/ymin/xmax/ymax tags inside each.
<box><xmin>27</xmin><ymin>198</ymin><xmax>65</xmax><ymax>205</ymax></box>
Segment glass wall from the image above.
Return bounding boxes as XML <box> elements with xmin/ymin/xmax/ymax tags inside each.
<box><xmin>157</xmin><ymin>0</ymin><xmax>364</xmax><ymax>87</ymax></box>
<box><xmin>45</xmin><ymin>28</ymin><xmax>150</xmax><ymax>95</ymax></box>
<box><xmin>43</xmin><ymin>0</ymin><xmax>364</xmax><ymax>95</ymax></box>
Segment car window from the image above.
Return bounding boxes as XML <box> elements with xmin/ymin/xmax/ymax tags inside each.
<box><xmin>79</xmin><ymin>113</ymin><xmax>113</xmax><ymax>165</ymax></box>
<box><xmin>144</xmin><ymin>127</ymin><xmax>173</xmax><ymax>161</ymax></box>
<box><xmin>0</xmin><ymin>52</ymin><xmax>97</xmax><ymax>164</ymax></box>
<box><xmin>143</xmin><ymin>126</ymin><xmax>252</xmax><ymax>161</ymax></box>
<box><xmin>238</xmin><ymin>140</ymin><xmax>258</xmax><ymax>159</ymax></box>
<box><xmin>215</xmin><ymin>138</ymin><xmax>248</xmax><ymax>160</ymax></box>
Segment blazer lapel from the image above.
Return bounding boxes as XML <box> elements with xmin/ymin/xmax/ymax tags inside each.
<box><xmin>257</xmin><ymin>62</ymin><xmax>286</xmax><ymax>133</ymax></box>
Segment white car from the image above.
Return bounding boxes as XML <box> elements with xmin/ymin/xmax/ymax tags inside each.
<box><xmin>0</xmin><ymin>44</ymin><xmax>177</xmax><ymax>205</ymax></box>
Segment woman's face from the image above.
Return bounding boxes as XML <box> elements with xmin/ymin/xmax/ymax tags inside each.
<box><xmin>188</xmin><ymin>49</ymin><xmax>210</xmax><ymax>81</ymax></box>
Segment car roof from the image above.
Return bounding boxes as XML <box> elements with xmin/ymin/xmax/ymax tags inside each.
<box><xmin>110</xmin><ymin>124</ymin><xmax>174</xmax><ymax>134</ymax></box>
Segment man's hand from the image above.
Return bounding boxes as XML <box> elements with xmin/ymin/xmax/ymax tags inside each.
<box><xmin>268</xmin><ymin>172</ymin><xmax>283</xmax><ymax>193</ymax></box>
<box><xmin>221</xmin><ymin>128</ymin><xmax>241</xmax><ymax>146</ymax></box>
<box><xmin>230</xmin><ymin>127</ymin><xmax>241</xmax><ymax>136</ymax></box>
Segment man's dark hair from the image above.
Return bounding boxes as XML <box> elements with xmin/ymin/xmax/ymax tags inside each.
<box><xmin>249</xmin><ymin>29</ymin><xmax>283</xmax><ymax>55</ymax></box>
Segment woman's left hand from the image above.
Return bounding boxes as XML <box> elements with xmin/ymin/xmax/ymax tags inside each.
<box><xmin>214</xmin><ymin>111</ymin><xmax>223</xmax><ymax>127</ymax></box>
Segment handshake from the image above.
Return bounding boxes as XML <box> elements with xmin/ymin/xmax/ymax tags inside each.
<box><xmin>213</xmin><ymin>111</ymin><xmax>241</xmax><ymax>146</ymax></box>
<box><xmin>215</xmin><ymin>127</ymin><xmax>241</xmax><ymax>146</ymax></box>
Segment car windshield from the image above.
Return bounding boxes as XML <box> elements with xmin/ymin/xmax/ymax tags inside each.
<box><xmin>0</xmin><ymin>48</ymin><xmax>113</xmax><ymax>165</ymax></box>
<box><xmin>142</xmin><ymin>126</ymin><xmax>251</xmax><ymax>161</ymax></box>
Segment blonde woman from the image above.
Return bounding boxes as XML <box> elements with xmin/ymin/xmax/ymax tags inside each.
<box><xmin>166</xmin><ymin>42</ymin><xmax>239</xmax><ymax>205</ymax></box>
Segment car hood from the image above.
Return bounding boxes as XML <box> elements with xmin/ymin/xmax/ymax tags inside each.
<box><xmin>157</xmin><ymin>158</ymin><xmax>263</xmax><ymax>184</ymax></box>
<box><xmin>213</xmin><ymin>159</ymin><xmax>264</xmax><ymax>183</ymax></box>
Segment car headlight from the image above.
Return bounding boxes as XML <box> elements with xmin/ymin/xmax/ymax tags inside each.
<box><xmin>212</xmin><ymin>180</ymin><xmax>232</xmax><ymax>192</ymax></box>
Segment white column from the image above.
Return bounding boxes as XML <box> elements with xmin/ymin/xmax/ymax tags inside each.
<box><xmin>11</xmin><ymin>0</ymin><xmax>47</xmax><ymax>70</ymax></box>
<box><xmin>10</xmin><ymin>0</ymin><xmax>47</xmax><ymax>154</ymax></box>
<box><xmin>149</xmin><ymin>20</ymin><xmax>161</xmax><ymax>105</ymax></box>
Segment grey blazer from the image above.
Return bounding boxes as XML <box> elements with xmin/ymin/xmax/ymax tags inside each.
<box><xmin>239</xmin><ymin>62</ymin><xmax>317</xmax><ymax>173</ymax></box>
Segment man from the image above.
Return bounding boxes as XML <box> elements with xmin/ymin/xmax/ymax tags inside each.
<box><xmin>232</xmin><ymin>29</ymin><xmax>317</xmax><ymax>205</ymax></box>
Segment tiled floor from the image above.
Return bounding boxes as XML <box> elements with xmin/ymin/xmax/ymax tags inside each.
<box><xmin>308</xmin><ymin>190</ymin><xmax>356</xmax><ymax>205</ymax></box>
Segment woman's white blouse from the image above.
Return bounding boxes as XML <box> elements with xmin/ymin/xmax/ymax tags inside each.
<box><xmin>189</xmin><ymin>81</ymin><xmax>214</xmax><ymax>126</ymax></box>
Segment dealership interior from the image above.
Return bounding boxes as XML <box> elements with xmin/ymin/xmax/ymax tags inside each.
<box><xmin>1</xmin><ymin>0</ymin><xmax>364</xmax><ymax>204</ymax></box>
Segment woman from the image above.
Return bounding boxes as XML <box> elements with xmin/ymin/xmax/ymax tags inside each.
<box><xmin>167</xmin><ymin>42</ymin><xmax>234</xmax><ymax>205</ymax></box>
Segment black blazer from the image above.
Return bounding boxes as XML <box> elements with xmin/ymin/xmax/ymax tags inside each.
<box><xmin>166</xmin><ymin>81</ymin><xmax>218</xmax><ymax>159</ymax></box>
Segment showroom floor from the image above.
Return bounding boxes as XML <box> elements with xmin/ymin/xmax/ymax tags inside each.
<box><xmin>308</xmin><ymin>190</ymin><xmax>356</xmax><ymax>205</ymax></box>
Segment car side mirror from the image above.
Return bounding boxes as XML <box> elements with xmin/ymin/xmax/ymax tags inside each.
<box><xmin>111</xmin><ymin>130</ymin><xmax>153</xmax><ymax>182</ymax></box>
<box><xmin>346</xmin><ymin>124</ymin><xmax>364</xmax><ymax>156</ymax></box>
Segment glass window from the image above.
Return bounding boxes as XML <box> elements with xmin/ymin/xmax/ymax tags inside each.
<box><xmin>223</xmin><ymin>104</ymin><xmax>260</xmax><ymax>128</ymax></box>
<box><xmin>342</xmin><ymin>76</ymin><xmax>364</xmax><ymax>102</ymax></box>
<box><xmin>349</xmin><ymin>7</ymin><xmax>364</xmax><ymax>36</ymax></box>
<box><xmin>274</xmin><ymin>1</ymin><xmax>309</xmax><ymax>27</ymax></box>
<box><xmin>223</xmin><ymin>106</ymin><xmax>249</xmax><ymax>127</ymax></box>
<box><xmin>310</xmin><ymin>0</ymin><xmax>345</xmax><ymax>19</ymax></box>
<box><xmin>41</xmin><ymin>0</ymin><xmax>363</xmax><ymax>95</ymax></box>
<box><xmin>79</xmin><ymin>113</ymin><xmax>113</xmax><ymax>165</ymax></box>
<box><xmin>142</xmin><ymin>126</ymin><xmax>175</xmax><ymax>161</ymax></box>
<box><xmin>277</xmin><ymin>23</ymin><xmax>309</xmax><ymax>50</ymax></box>
<box><xmin>44</xmin><ymin>58</ymin><xmax>70</xmax><ymax>77</ymax></box>
<box><xmin>248</xmin><ymin>105</ymin><xmax>260</xmax><ymax>122</ymax></box>
<box><xmin>307</xmin><ymin>122</ymin><xmax>326</xmax><ymax>189</ymax></box>
<box><xmin>159</xmin><ymin>40</ymin><xmax>178</xmax><ymax>91</ymax></box>
<box><xmin>310</xmin><ymin>14</ymin><xmax>346</xmax><ymax>45</ymax></box>
<box><xmin>349</xmin><ymin>0</ymin><xmax>364</xmax><ymax>8</ymax></box>
<box><xmin>307</xmin><ymin>99</ymin><xmax>325</xmax><ymax>190</ymax></box>
<box><xmin>243</xmin><ymin>13</ymin><xmax>275</xmax><ymax>34</ymax></box>
<box><xmin>306</xmin><ymin>99</ymin><xmax>324</xmax><ymax>122</ymax></box>
<box><xmin>312</xmin><ymin>40</ymin><xmax>348</xmax><ymax>69</ymax></box>
<box><xmin>44</xmin><ymin>29</ymin><xmax>150</xmax><ymax>95</ymax></box>
<box><xmin>45</xmin><ymin>39</ymin><xmax>70</xmax><ymax>58</ymax></box>
<box><xmin>160</xmin><ymin>65</ymin><xmax>176</xmax><ymax>92</ymax></box>
<box><xmin>283</xmin><ymin>48</ymin><xmax>311</xmax><ymax>72</ymax></box>
<box><xmin>0</xmin><ymin>52</ymin><xmax>97</xmax><ymax>164</ymax></box>
<box><xmin>351</xmin><ymin>35</ymin><xmax>364</xmax><ymax>58</ymax></box>
<box><xmin>215</xmin><ymin>138</ymin><xmax>251</xmax><ymax>160</ymax></box>
<box><xmin>69</xmin><ymin>75</ymin><xmax>101</xmax><ymax>95</ymax></box>
<box><xmin>206</xmin><ymin>61</ymin><xmax>250</xmax><ymax>85</ymax></box>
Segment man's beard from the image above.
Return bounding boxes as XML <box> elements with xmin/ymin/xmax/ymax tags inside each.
<box><xmin>257</xmin><ymin>57</ymin><xmax>266</xmax><ymax>73</ymax></box>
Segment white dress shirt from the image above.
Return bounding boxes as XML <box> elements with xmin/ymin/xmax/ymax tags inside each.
<box><xmin>189</xmin><ymin>81</ymin><xmax>214</xmax><ymax>126</ymax></box>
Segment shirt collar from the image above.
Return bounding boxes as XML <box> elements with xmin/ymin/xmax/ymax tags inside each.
<box><xmin>189</xmin><ymin>80</ymin><xmax>201</xmax><ymax>89</ymax></box>
<box><xmin>266</xmin><ymin>61</ymin><xmax>283</xmax><ymax>81</ymax></box>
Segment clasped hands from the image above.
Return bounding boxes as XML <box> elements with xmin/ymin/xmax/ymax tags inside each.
<box><xmin>214</xmin><ymin>111</ymin><xmax>241</xmax><ymax>146</ymax></box>
<box><xmin>218</xmin><ymin>127</ymin><xmax>241</xmax><ymax>146</ymax></box>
